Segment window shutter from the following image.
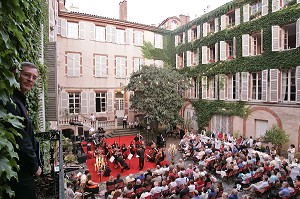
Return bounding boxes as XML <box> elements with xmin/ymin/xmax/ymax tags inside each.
<box><xmin>202</xmin><ymin>46</ymin><xmax>207</xmax><ymax>64</ymax></box>
<box><xmin>61</xmin><ymin>18</ymin><xmax>67</xmax><ymax>37</ymax></box>
<box><xmin>228</xmin><ymin>75</ymin><xmax>233</xmax><ymax>100</ymax></box>
<box><xmin>296</xmin><ymin>18</ymin><xmax>300</xmax><ymax>48</ymax></box>
<box><xmin>74</xmin><ymin>54</ymin><xmax>80</xmax><ymax>77</ymax></box>
<box><xmin>195</xmin><ymin>48</ymin><xmax>199</xmax><ymax>65</ymax></box>
<box><xmin>296</xmin><ymin>66</ymin><xmax>300</xmax><ymax>102</ymax></box>
<box><xmin>203</xmin><ymin>23</ymin><xmax>207</xmax><ymax>37</ymax></box>
<box><xmin>60</xmin><ymin>91</ymin><xmax>68</xmax><ymax>115</ymax></box>
<box><xmin>90</xmin><ymin>23</ymin><xmax>95</xmax><ymax>40</ymax></box>
<box><xmin>242</xmin><ymin>34</ymin><xmax>250</xmax><ymax>57</ymax></box>
<box><xmin>241</xmin><ymin>72</ymin><xmax>249</xmax><ymax>101</ymax></box>
<box><xmin>57</xmin><ymin>18</ymin><xmax>61</xmax><ymax>35</ymax></box>
<box><xmin>187</xmin><ymin>51</ymin><xmax>191</xmax><ymax>67</ymax></box>
<box><xmin>175</xmin><ymin>35</ymin><xmax>178</xmax><ymax>46</ymax></box>
<box><xmin>262</xmin><ymin>0</ymin><xmax>268</xmax><ymax>16</ymax></box>
<box><xmin>233</xmin><ymin>37</ymin><xmax>237</xmax><ymax>58</ymax></box>
<box><xmin>79</xmin><ymin>21</ymin><xmax>85</xmax><ymax>39</ymax></box>
<box><xmin>243</xmin><ymin>4</ymin><xmax>250</xmax><ymax>22</ymax></box>
<box><xmin>126</xmin><ymin>28</ymin><xmax>132</xmax><ymax>45</ymax></box>
<box><xmin>197</xmin><ymin>25</ymin><xmax>201</xmax><ymax>39</ymax></box>
<box><xmin>81</xmin><ymin>92</ymin><xmax>88</xmax><ymax>114</ymax></box>
<box><xmin>221</xmin><ymin>15</ymin><xmax>226</xmax><ymax>30</ymax></box>
<box><xmin>262</xmin><ymin>70</ymin><xmax>268</xmax><ymax>101</ymax></box>
<box><xmin>89</xmin><ymin>91</ymin><xmax>95</xmax><ymax>113</ymax></box>
<box><xmin>188</xmin><ymin>29</ymin><xmax>192</xmax><ymax>42</ymax></box>
<box><xmin>121</xmin><ymin>57</ymin><xmax>126</xmax><ymax>78</ymax></box>
<box><xmin>202</xmin><ymin>76</ymin><xmax>208</xmax><ymax>99</ymax></box>
<box><xmin>236</xmin><ymin>73</ymin><xmax>240</xmax><ymax>100</ymax></box>
<box><xmin>220</xmin><ymin>41</ymin><xmax>226</xmax><ymax>61</ymax></box>
<box><xmin>272</xmin><ymin>0</ymin><xmax>280</xmax><ymax>12</ymax></box>
<box><xmin>272</xmin><ymin>26</ymin><xmax>281</xmax><ymax>51</ymax></box>
<box><xmin>107</xmin><ymin>91</ymin><xmax>114</xmax><ymax>113</ymax></box>
<box><xmin>182</xmin><ymin>32</ymin><xmax>185</xmax><ymax>44</ymax></box>
<box><xmin>298</xmin><ymin>0</ymin><xmax>300</xmax><ymax>3</ymax></box>
<box><xmin>176</xmin><ymin>54</ymin><xmax>179</xmax><ymax>69</ymax></box>
<box><xmin>270</xmin><ymin>69</ymin><xmax>279</xmax><ymax>102</ymax></box>
<box><xmin>219</xmin><ymin>74</ymin><xmax>226</xmax><ymax>100</ymax></box>
<box><xmin>215</xmin><ymin>18</ymin><xmax>219</xmax><ymax>33</ymax></box>
<box><xmin>196</xmin><ymin>78</ymin><xmax>200</xmax><ymax>99</ymax></box>
<box><xmin>215</xmin><ymin>43</ymin><xmax>219</xmax><ymax>62</ymax></box>
<box><xmin>210</xmin><ymin>77</ymin><xmax>216</xmax><ymax>99</ymax></box>
<box><xmin>235</xmin><ymin>8</ymin><xmax>240</xmax><ymax>26</ymax></box>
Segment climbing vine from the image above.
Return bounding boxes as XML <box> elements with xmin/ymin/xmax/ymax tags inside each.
<box><xmin>0</xmin><ymin>0</ymin><xmax>47</xmax><ymax>197</ymax></box>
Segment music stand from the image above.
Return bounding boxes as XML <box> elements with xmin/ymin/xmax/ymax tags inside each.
<box><xmin>128</xmin><ymin>153</ymin><xmax>133</xmax><ymax>167</ymax></box>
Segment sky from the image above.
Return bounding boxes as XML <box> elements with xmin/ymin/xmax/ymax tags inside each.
<box><xmin>65</xmin><ymin>0</ymin><xmax>232</xmax><ymax>26</ymax></box>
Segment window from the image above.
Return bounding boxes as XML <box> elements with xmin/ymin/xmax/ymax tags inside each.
<box><xmin>133</xmin><ymin>57</ymin><xmax>143</xmax><ymax>72</ymax></box>
<box><xmin>66</xmin><ymin>53</ymin><xmax>81</xmax><ymax>77</ymax></box>
<box><xmin>176</xmin><ymin>53</ymin><xmax>184</xmax><ymax>69</ymax></box>
<box><xmin>67</xmin><ymin>22</ymin><xmax>78</xmax><ymax>39</ymax></box>
<box><xmin>228</xmin><ymin>12</ymin><xmax>235</xmax><ymax>28</ymax></box>
<box><xmin>94</xmin><ymin>55</ymin><xmax>107</xmax><ymax>78</ymax></box>
<box><xmin>69</xmin><ymin>93</ymin><xmax>80</xmax><ymax>114</ymax></box>
<box><xmin>188</xmin><ymin>26</ymin><xmax>198</xmax><ymax>42</ymax></box>
<box><xmin>116</xmin><ymin>29</ymin><xmax>125</xmax><ymax>44</ymax></box>
<box><xmin>96</xmin><ymin>93</ymin><xmax>106</xmax><ymax>112</ymax></box>
<box><xmin>242</xmin><ymin>30</ymin><xmax>263</xmax><ymax>56</ymax></box>
<box><xmin>227</xmin><ymin>73</ymin><xmax>240</xmax><ymax>100</ymax></box>
<box><xmin>272</xmin><ymin>0</ymin><xmax>296</xmax><ymax>12</ymax></box>
<box><xmin>209</xmin><ymin>76</ymin><xmax>216</xmax><ymax>99</ymax></box>
<box><xmin>178</xmin><ymin>32</ymin><xmax>185</xmax><ymax>45</ymax></box>
<box><xmin>171</xmin><ymin>20</ymin><xmax>178</xmax><ymax>30</ymax></box>
<box><xmin>251</xmin><ymin>72</ymin><xmax>262</xmax><ymax>100</ymax></box>
<box><xmin>232</xmin><ymin>74</ymin><xmax>239</xmax><ymax>100</ymax></box>
<box><xmin>250</xmin><ymin>1</ymin><xmax>262</xmax><ymax>18</ymax></box>
<box><xmin>154</xmin><ymin>34</ymin><xmax>163</xmax><ymax>49</ymax></box>
<box><xmin>134</xmin><ymin>30</ymin><xmax>143</xmax><ymax>46</ymax></box>
<box><xmin>220</xmin><ymin>38</ymin><xmax>236</xmax><ymax>61</ymax></box>
<box><xmin>221</xmin><ymin>9</ymin><xmax>240</xmax><ymax>30</ymax></box>
<box><xmin>272</xmin><ymin>22</ymin><xmax>298</xmax><ymax>51</ymax></box>
<box><xmin>95</xmin><ymin>26</ymin><xmax>105</xmax><ymax>42</ymax></box>
<box><xmin>208</xmin><ymin>45</ymin><xmax>216</xmax><ymax>63</ymax></box>
<box><xmin>281</xmin><ymin>69</ymin><xmax>296</xmax><ymax>102</ymax></box>
<box><xmin>115</xmin><ymin>57</ymin><xmax>126</xmax><ymax>78</ymax></box>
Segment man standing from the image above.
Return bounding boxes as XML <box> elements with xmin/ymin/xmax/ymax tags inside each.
<box><xmin>122</xmin><ymin>114</ymin><xmax>127</xmax><ymax>129</ymax></box>
<box><xmin>4</xmin><ymin>62</ymin><xmax>42</xmax><ymax>199</ymax></box>
<box><xmin>137</xmin><ymin>145</ymin><xmax>145</xmax><ymax>170</ymax></box>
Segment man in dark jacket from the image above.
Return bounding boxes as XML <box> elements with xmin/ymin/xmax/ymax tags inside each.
<box><xmin>137</xmin><ymin>145</ymin><xmax>145</xmax><ymax>170</ymax></box>
<box><xmin>4</xmin><ymin>62</ymin><xmax>41</xmax><ymax>199</ymax></box>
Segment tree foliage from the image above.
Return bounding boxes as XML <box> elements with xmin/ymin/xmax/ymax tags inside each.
<box><xmin>125</xmin><ymin>65</ymin><xmax>189</xmax><ymax>128</ymax></box>
<box><xmin>264</xmin><ymin>125</ymin><xmax>290</xmax><ymax>151</ymax></box>
<box><xmin>0</xmin><ymin>0</ymin><xmax>47</xmax><ymax>197</ymax></box>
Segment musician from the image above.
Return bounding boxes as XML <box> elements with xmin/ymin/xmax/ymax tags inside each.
<box><xmin>156</xmin><ymin>148</ymin><xmax>165</xmax><ymax>166</ymax></box>
<box><xmin>147</xmin><ymin>143</ymin><xmax>158</xmax><ymax>162</ymax></box>
<box><xmin>137</xmin><ymin>145</ymin><xmax>145</xmax><ymax>170</ymax></box>
<box><xmin>112</xmin><ymin>141</ymin><xmax>119</xmax><ymax>149</ymax></box>
<box><xmin>134</xmin><ymin>133</ymin><xmax>143</xmax><ymax>148</ymax></box>
<box><xmin>129</xmin><ymin>141</ymin><xmax>136</xmax><ymax>155</ymax></box>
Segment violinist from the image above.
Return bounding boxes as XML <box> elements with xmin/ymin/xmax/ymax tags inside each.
<box><xmin>112</xmin><ymin>141</ymin><xmax>119</xmax><ymax>149</ymax></box>
<box><xmin>147</xmin><ymin>142</ymin><xmax>158</xmax><ymax>162</ymax></box>
<box><xmin>156</xmin><ymin>148</ymin><xmax>165</xmax><ymax>166</ymax></box>
<box><xmin>129</xmin><ymin>141</ymin><xmax>136</xmax><ymax>155</ymax></box>
<box><xmin>121</xmin><ymin>144</ymin><xmax>128</xmax><ymax>159</ymax></box>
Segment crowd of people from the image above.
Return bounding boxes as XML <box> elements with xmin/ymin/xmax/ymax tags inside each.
<box><xmin>64</xmin><ymin>129</ymin><xmax>299</xmax><ymax>199</ymax></box>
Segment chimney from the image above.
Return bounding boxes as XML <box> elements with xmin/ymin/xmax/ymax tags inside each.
<box><xmin>119</xmin><ymin>0</ymin><xmax>127</xmax><ymax>21</ymax></box>
<box><xmin>58</xmin><ymin>0</ymin><xmax>67</xmax><ymax>11</ymax></box>
<box><xmin>179</xmin><ymin>14</ymin><xmax>190</xmax><ymax>25</ymax></box>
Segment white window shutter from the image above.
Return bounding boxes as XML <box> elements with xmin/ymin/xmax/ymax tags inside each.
<box><xmin>89</xmin><ymin>91</ymin><xmax>95</xmax><ymax>113</ymax></box>
<box><xmin>296</xmin><ymin>66</ymin><xmax>300</xmax><ymax>102</ymax></box>
<box><xmin>202</xmin><ymin>76</ymin><xmax>208</xmax><ymax>99</ymax></box>
<box><xmin>243</xmin><ymin>4</ymin><xmax>250</xmax><ymax>22</ymax></box>
<box><xmin>220</xmin><ymin>41</ymin><xmax>226</xmax><ymax>61</ymax></box>
<box><xmin>228</xmin><ymin>75</ymin><xmax>233</xmax><ymax>100</ymax></box>
<box><xmin>81</xmin><ymin>92</ymin><xmax>88</xmax><ymax>114</ymax></box>
<box><xmin>202</xmin><ymin>46</ymin><xmax>207</xmax><ymax>64</ymax></box>
<box><xmin>126</xmin><ymin>28</ymin><xmax>132</xmax><ymax>45</ymax></box>
<box><xmin>112</xmin><ymin>26</ymin><xmax>116</xmax><ymax>43</ymax></box>
<box><xmin>233</xmin><ymin>37</ymin><xmax>237</xmax><ymax>58</ymax></box>
<box><xmin>270</xmin><ymin>69</ymin><xmax>279</xmax><ymax>102</ymax></box>
<box><xmin>272</xmin><ymin>0</ymin><xmax>280</xmax><ymax>12</ymax></box>
<box><xmin>90</xmin><ymin>23</ymin><xmax>95</xmax><ymax>40</ymax></box>
<box><xmin>194</xmin><ymin>48</ymin><xmax>199</xmax><ymax>65</ymax></box>
<box><xmin>296</xmin><ymin>18</ymin><xmax>300</xmax><ymax>48</ymax></box>
<box><xmin>298</xmin><ymin>0</ymin><xmax>300</xmax><ymax>3</ymax></box>
<box><xmin>183</xmin><ymin>32</ymin><xmax>185</xmax><ymax>44</ymax></box>
<box><xmin>197</xmin><ymin>25</ymin><xmax>201</xmax><ymax>39</ymax></box>
<box><xmin>60</xmin><ymin>91</ymin><xmax>68</xmax><ymax>115</ymax></box>
<box><xmin>203</xmin><ymin>23</ymin><xmax>207</xmax><ymax>37</ymax></box>
<box><xmin>74</xmin><ymin>54</ymin><xmax>80</xmax><ymax>77</ymax></box>
<box><xmin>187</xmin><ymin>51</ymin><xmax>192</xmax><ymax>67</ymax></box>
<box><xmin>107</xmin><ymin>91</ymin><xmax>114</xmax><ymax>113</ymax></box>
<box><xmin>106</xmin><ymin>26</ymin><xmax>112</xmax><ymax>42</ymax></box>
<box><xmin>219</xmin><ymin>75</ymin><xmax>226</xmax><ymax>100</ymax></box>
<box><xmin>210</xmin><ymin>77</ymin><xmax>216</xmax><ymax>99</ymax></box>
<box><xmin>57</xmin><ymin>18</ymin><xmax>61</xmax><ymax>35</ymax></box>
<box><xmin>262</xmin><ymin>70</ymin><xmax>268</xmax><ymax>101</ymax></box>
<box><xmin>236</xmin><ymin>73</ymin><xmax>240</xmax><ymax>100</ymax></box>
<box><xmin>79</xmin><ymin>21</ymin><xmax>85</xmax><ymax>39</ymax></box>
<box><xmin>272</xmin><ymin>26</ymin><xmax>281</xmax><ymax>51</ymax></box>
<box><xmin>221</xmin><ymin>15</ymin><xmax>226</xmax><ymax>30</ymax></box>
<box><xmin>188</xmin><ymin>29</ymin><xmax>192</xmax><ymax>42</ymax></box>
<box><xmin>61</xmin><ymin>18</ymin><xmax>67</xmax><ymax>37</ymax></box>
<box><xmin>122</xmin><ymin>57</ymin><xmax>126</xmax><ymax>78</ymax></box>
<box><xmin>262</xmin><ymin>0</ymin><xmax>268</xmax><ymax>16</ymax></box>
<box><xmin>215</xmin><ymin>43</ymin><xmax>218</xmax><ymax>62</ymax></box>
<box><xmin>242</xmin><ymin>34</ymin><xmax>250</xmax><ymax>57</ymax></box>
<box><xmin>175</xmin><ymin>35</ymin><xmax>179</xmax><ymax>46</ymax></box>
<box><xmin>176</xmin><ymin>54</ymin><xmax>179</xmax><ymax>69</ymax></box>
<box><xmin>235</xmin><ymin>8</ymin><xmax>240</xmax><ymax>26</ymax></box>
<box><xmin>241</xmin><ymin>72</ymin><xmax>249</xmax><ymax>101</ymax></box>
<box><xmin>196</xmin><ymin>78</ymin><xmax>200</xmax><ymax>99</ymax></box>
<box><xmin>215</xmin><ymin>18</ymin><xmax>219</xmax><ymax>33</ymax></box>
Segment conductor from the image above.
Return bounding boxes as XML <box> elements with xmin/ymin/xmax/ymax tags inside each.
<box><xmin>137</xmin><ymin>145</ymin><xmax>145</xmax><ymax>170</ymax></box>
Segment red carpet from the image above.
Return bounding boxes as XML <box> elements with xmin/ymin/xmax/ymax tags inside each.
<box><xmin>81</xmin><ymin>135</ymin><xmax>159</xmax><ymax>183</ymax></box>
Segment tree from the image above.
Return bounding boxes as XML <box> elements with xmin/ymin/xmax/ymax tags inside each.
<box><xmin>264</xmin><ymin>125</ymin><xmax>289</xmax><ymax>155</ymax></box>
<box><xmin>125</xmin><ymin>65</ymin><xmax>189</xmax><ymax>131</ymax></box>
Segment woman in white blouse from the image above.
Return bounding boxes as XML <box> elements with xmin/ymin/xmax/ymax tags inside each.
<box><xmin>287</xmin><ymin>144</ymin><xmax>295</xmax><ymax>163</ymax></box>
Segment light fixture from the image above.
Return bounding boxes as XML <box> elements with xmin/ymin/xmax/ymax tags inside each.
<box><xmin>121</xmin><ymin>89</ymin><xmax>125</xmax><ymax>95</ymax></box>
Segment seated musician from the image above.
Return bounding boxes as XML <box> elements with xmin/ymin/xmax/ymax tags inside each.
<box><xmin>112</xmin><ymin>141</ymin><xmax>119</xmax><ymax>149</ymax></box>
<box><xmin>147</xmin><ymin>143</ymin><xmax>158</xmax><ymax>162</ymax></box>
<box><xmin>121</xmin><ymin>144</ymin><xmax>128</xmax><ymax>159</ymax></box>
<box><xmin>156</xmin><ymin>148</ymin><xmax>165</xmax><ymax>166</ymax></box>
<box><xmin>84</xmin><ymin>173</ymin><xmax>99</xmax><ymax>194</ymax></box>
<box><xmin>114</xmin><ymin>153</ymin><xmax>130</xmax><ymax>171</ymax></box>
<box><xmin>134</xmin><ymin>133</ymin><xmax>143</xmax><ymax>148</ymax></box>
<box><xmin>129</xmin><ymin>141</ymin><xmax>136</xmax><ymax>155</ymax></box>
